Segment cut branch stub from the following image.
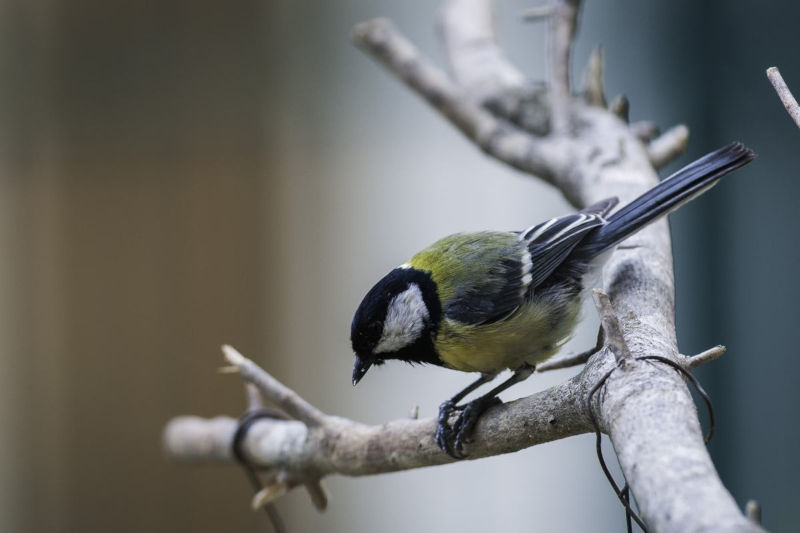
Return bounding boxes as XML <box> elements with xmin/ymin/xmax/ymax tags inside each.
<box><xmin>767</xmin><ymin>66</ymin><xmax>800</xmax><ymax>129</ymax></box>
<box><xmin>591</xmin><ymin>289</ymin><xmax>631</xmax><ymax>364</ymax></box>
<box><xmin>581</xmin><ymin>45</ymin><xmax>606</xmax><ymax>108</ymax></box>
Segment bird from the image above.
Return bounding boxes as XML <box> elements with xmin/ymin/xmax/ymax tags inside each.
<box><xmin>349</xmin><ymin>142</ymin><xmax>754</xmax><ymax>458</ymax></box>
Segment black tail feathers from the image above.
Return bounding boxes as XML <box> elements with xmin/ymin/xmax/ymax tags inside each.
<box><xmin>576</xmin><ymin>142</ymin><xmax>755</xmax><ymax>258</ymax></box>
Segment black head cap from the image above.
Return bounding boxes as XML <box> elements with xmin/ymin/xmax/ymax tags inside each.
<box><xmin>350</xmin><ymin>267</ymin><xmax>442</xmax><ymax>385</ymax></box>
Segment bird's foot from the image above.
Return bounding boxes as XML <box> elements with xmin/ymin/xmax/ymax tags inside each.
<box><xmin>452</xmin><ymin>396</ymin><xmax>502</xmax><ymax>454</ymax></box>
<box><xmin>436</xmin><ymin>400</ymin><xmax>465</xmax><ymax>458</ymax></box>
<box><xmin>436</xmin><ymin>396</ymin><xmax>502</xmax><ymax>459</ymax></box>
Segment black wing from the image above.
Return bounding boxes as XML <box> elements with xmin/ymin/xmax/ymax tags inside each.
<box><xmin>444</xmin><ymin>236</ymin><xmax>529</xmax><ymax>326</ymax></box>
<box><xmin>445</xmin><ymin>198</ymin><xmax>617</xmax><ymax>326</ymax></box>
<box><xmin>520</xmin><ymin>198</ymin><xmax>617</xmax><ymax>291</ymax></box>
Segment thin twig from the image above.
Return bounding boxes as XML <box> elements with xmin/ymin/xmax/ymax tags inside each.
<box><xmin>222</xmin><ymin>345</ymin><xmax>327</xmax><ymax>426</ymax></box>
<box><xmin>536</xmin><ymin>350</ymin><xmax>592</xmax><ymax>371</ymax></box>
<box><xmin>610</xmin><ymin>94</ymin><xmax>629</xmax><ymax>123</ymax></box>
<box><xmin>767</xmin><ymin>66</ymin><xmax>800</xmax><ymax>129</ymax></box>
<box><xmin>537</xmin><ymin>327</ymin><xmax>603</xmax><ymax>372</ymax></box>
<box><xmin>548</xmin><ymin>0</ymin><xmax>581</xmax><ymax>133</ymax></box>
<box><xmin>647</xmin><ymin>124</ymin><xmax>689</xmax><ymax>168</ymax></box>
<box><xmin>683</xmin><ymin>345</ymin><xmax>726</xmax><ymax>370</ymax></box>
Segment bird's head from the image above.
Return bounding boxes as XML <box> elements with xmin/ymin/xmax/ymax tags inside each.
<box><xmin>350</xmin><ymin>266</ymin><xmax>442</xmax><ymax>385</ymax></box>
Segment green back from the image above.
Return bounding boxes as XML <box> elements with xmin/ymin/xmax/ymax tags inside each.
<box><xmin>408</xmin><ymin>231</ymin><xmax>524</xmax><ymax>325</ymax></box>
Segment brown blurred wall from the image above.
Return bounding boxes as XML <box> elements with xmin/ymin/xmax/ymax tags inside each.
<box><xmin>1</xmin><ymin>2</ymin><xmax>275</xmax><ymax>531</ymax></box>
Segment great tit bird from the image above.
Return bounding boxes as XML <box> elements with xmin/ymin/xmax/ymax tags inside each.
<box><xmin>350</xmin><ymin>142</ymin><xmax>754</xmax><ymax>458</ymax></box>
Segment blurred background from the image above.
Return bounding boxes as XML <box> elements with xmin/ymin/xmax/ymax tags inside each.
<box><xmin>0</xmin><ymin>1</ymin><xmax>798</xmax><ymax>531</ymax></box>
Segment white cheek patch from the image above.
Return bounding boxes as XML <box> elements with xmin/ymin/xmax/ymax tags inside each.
<box><xmin>374</xmin><ymin>283</ymin><xmax>430</xmax><ymax>354</ymax></box>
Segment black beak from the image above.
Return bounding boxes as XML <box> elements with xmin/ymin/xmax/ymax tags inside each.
<box><xmin>352</xmin><ymin>355</ymin><xmax>372</xmax><ymax>386</ymax></box>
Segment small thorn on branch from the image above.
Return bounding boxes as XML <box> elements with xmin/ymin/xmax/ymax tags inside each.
<box><xmin>647</xmin><ymin>124</ymin><xmax>689</xmax><ymax>168</ymax></box>
<box><xmin>252</xmin><ymin>480</ymin><xmax>290</xmax><ymax>511</ymax></box>
<box><xmin>581</xmin><ymin>45</ymin><xmax>606</xmax><ymax>108</ymax></box>
<box><xmin>746</xmin><ymin>500</ymin><xmax>762</xmax><ymax>525</ymax></box>
<box><xmin>610</xmin><ymin>94</ymin><xmax>629</xmax><ymax>123</ymax></box>
<box><xmin>766</xmin><ymin>66</ymin><xmax>800</xmax><ymax>129</ymax></box>
<box><xmin>305</xmin><ymin>481</ymin><xmax>329</xmax><ymax>511</ymax></box>
<box><xmin>591</xmin><ymin>289</ymin><xmax>631</xmax><ymax>365</ymax></box>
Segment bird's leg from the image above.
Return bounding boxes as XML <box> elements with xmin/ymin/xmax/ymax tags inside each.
<box><xmin>436</xmin><ymin>372</ymin><xmax>497</xmax><ymax>457</ymax></box>
<box><xmin>450</xmin><ymin>364</ymin><xmax>536</xmax><ymax>457</ymax></box>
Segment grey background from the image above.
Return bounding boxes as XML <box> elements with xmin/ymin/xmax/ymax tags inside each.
<box><xmin>0</xmin><ymin>1</ymin><xmax>797</xmax><ymax>532</ymax></box>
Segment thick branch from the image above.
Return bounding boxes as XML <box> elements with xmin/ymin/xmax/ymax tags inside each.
<box><xmin>439</xmin><ymin>0</ymin><xmax>527</xmax><ymax>104</ymax></box>
<box><xmin>165</xmin><ymin>359</ymin><xmax>601</xmax><ymax>473</ymax></box>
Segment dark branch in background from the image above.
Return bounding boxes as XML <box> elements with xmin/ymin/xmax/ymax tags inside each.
<box><xmin>164</xmin><ymin>1</ymin><xmax>764</xmax><ymax>531</ymax></box>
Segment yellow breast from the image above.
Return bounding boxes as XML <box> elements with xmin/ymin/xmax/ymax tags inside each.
<box><xmin>434</xmin><ymin>296</ymin><xmax>581</xmax><ymax>374</ymax></box>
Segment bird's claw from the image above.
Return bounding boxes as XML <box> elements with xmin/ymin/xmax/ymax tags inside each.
<box><xmin>436</xmin><ymin>397</ymin><xmax>502</xmax><ymax>459</ymax></box>
<box><xmin>436</xmin><ymin>400</ymin><xmax>464</xmax><ymax>458</ymax></box>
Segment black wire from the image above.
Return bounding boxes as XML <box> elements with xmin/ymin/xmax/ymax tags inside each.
<box><xmin>586</xmin><ymin>368</ymin><xmax>649</xmax><ymax>531</ymax></box>
<box><xmin>585</xmin><ymin>354</ymin><xmax>718</xmax><ymax>533</ymax></box>
<box><xmin>636</xmin><ymin>355</ymin><xmax>715</xmax><ymax>445</ymax></box>
<box><xmin>232</xmin><ymin>409</ymin><xmax>288</xmax><ymax>533</ymax></box>
<box><xmin>622</xmin><ymin>484</ymin><xmax>632</xmax><ymax>533</ymax></box>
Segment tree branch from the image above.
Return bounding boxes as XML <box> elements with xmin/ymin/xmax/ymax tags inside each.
<box><xmin>548</xmin><ymin>0</ymin><xmax>581</xmax><ymax>134</ymax></box>
<box><xmin>581</xmin><ymin>45</ymin><xmax>606</xmax><ymax>108</ymax></box>
<box><xmin>164</xmin><ymin>1</ymin><xmax>761</xmax><ymax>531</ymax></box>
<box><xmin>352</xmin><ymin>18</ymin><xmax>561</xmax><ymax>185</ymax></box>
<box><xmin>221</xmin><ymin>345</ymin><xmax>326</xmax><ymax>426</ymax></box>
<box><xmin>648</xmin><ymin>124</ymin><xmax>690</xmax><ymax>168</ymax></box>
<box><xmin>439</xmin><ymin>0</ymin><xmax>527</xmax><ymax>105</ymax></box>
<box><xmin>767</xmin><ymin>66</ymin><xmax>800</xmax><ymax>129</ymax></box>
<box><xmin>165</xmin><ymin>346</ymin><xmax>601</xmax><ymax>471</ymax></box>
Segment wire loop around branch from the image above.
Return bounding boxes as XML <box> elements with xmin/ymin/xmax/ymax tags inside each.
<box><xmin>585</xmin><ymin>352</ymin><xmax>718</xmax><ymax>532</ymax></box>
